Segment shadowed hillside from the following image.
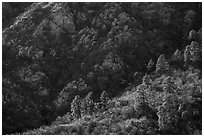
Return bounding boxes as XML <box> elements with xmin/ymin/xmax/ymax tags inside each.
<box><xmin>2</xmin><ymin>2</ymin><xmax>202</xmax><ymax>135</ymax></box>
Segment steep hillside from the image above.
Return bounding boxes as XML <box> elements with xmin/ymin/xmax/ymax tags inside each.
<box><xmin>22</xmin><ymin>68</ymin><xmax>202</xmax><ymax>135</ymax></box>
<box><xmin>2</xmin><ymin>2</ymin><xmax>202</xmax><ymax>135</ymax></box>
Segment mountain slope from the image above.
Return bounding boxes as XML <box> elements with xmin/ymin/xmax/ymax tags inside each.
<box><xmin>2</xmin><ymin>2</ymin><xmax>202</xmax><ymax>134</ymax></box>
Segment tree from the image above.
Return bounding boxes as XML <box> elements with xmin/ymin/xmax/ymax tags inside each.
<box><xmin>157</xmin><ymin>94</ymin><xmax>180</xmax><ymax>134</ymax></box>
<box><xmin>2</xmin><ymin>2</ymin><xmax>202</xmax><ymax>134</ymax></box>
<box><xmin>133</xmin><ymin>71</ymin><xmax>143</xmax><ymax>85</ymax></box>
<box><xmin>184</xmin><ymin>45</ymin><xmax>191</xmax><ymax>67</ymax></box>
<box><xmin>134</xmin><ymin>83</ymin><xmax>150</xmax><ymax>118</ymax></box>
<box><xmin>162</xmin><ymin>76</ymin><xmax>176</xmax><ymax>93</ymax></box>
<box><xmin>71</xmin><ymin>95</ymin><xmax>81</xmax><ymax>119</ymax></box>
<box><xmin>147</xmin><ymin>59</ymin><xmax>154</xmax><ymax>72</ymax></box>
<box><xmin>184</xmin><ymin>41</ymin><xmax>201</xmax><ymax>69</ymax></box>
<box><xmin>142</xmin><ymin>74</ymin><xmax>151</xmax><ymax>85</ymax></box>
<box><xmin>55</xmin><ymin>78</ymin><xmax>90</xmax><ymax>115</ymax></box>
<box><xmin>100</xmin><ymin>91</ymin><xmax>110</xmax><ymax>111</ymax></box>
<box><xmin>189</xmin><ymin>41</ymin><xmax>201</xmax><ymax>67</ymax></box>
<box><xmin>85</xmin><ymin>92</ymin><xmax>94</xmax><ymax>115</ymax></box>
<box><xmin>170</xmin><ymin>49</ymin><xmax>183</xmax><ymax>69</ymax></box>
<box><xmin>171</xmin><ymin>49</ymin><xmax>182</xmax><ymax>61</ymax></box>
<box><xmin>80</xmin><ymin>99</ymin><xmax>88</xmax><ymax>116</ymax></box>
<box><xmin>81</xmin><ymin>92</ymin><xmax>94</xmax><ymax>115</ymax></box>
<box><xmin>188</xmin><ymin>30</ymin><xmax>197</xmax><ymax>41</ymax></box>
<box><xmin>156</xmin><ymin>54</ymin><xmax>169</xmax><ymax>74</ymax></box>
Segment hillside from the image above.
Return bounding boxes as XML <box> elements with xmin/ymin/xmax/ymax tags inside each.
<box><xmin>2</xmin><ymin>2</ymin><xmax>202</xmax><ymax>135</ymax></box>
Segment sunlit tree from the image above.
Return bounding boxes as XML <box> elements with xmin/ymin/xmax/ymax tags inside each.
<box><xmin>156</xmin><ymin>54</ymin><xmax>169</xmax><ymax>74</ymax></box>
<box><xmin>71</xmin><ymin>95</ymin><xmax>81</xmax><ymax>119</ymax></box>
<box><xmin>157</xmin><ymin>94</ymin><xmax>179</xmax><ymax>133</ymax></box>
<box><xmin>147</xmin><ymin>59</ymin><xmax>154</xmax><ymax>72</ymax></box>
<box><xmin>100</xmin><ymin>91</ymin><xmax>110</xmax><ymax>111</ymax></box>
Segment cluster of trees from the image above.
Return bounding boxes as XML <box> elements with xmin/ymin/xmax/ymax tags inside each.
<box><xmin>22</xmin><ymin>60</ymin><xmax>201</xmax><ymax>134</ymax></box>
<box><xmin>19</xmin><ymin>49</ymin><xmax>202</xmax><ymax>135</ymax></box>
<box><xmin>71</xmin><ymin>91</ymin><xmax>110</xmax><ymax>119</ymax></box>
<box><xmin>2</xmin><ymin>2</ymin><xmax>202</xmax><ymax>134</ymax></box>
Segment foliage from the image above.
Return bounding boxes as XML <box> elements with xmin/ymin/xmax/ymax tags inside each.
<box><xmin>2</xmin><ymin>2</ymin><xmax>201</xmax><ymax>135</ymax></box>
<box><xmin>162</xmin><ymin>76</ymin><xmax>177</xmax><ymax>93</ymax></box>
<box><xmin>71</xmin><ymin>95</ymin><xmax>81</xmax><ymax>119</ymax></box>
<box><xmin>157</xmin><ymin>94</ymin><xmax>180</xmax><ymax>134</ymax></box>
<box><xmin>133</xmin><ymin>83</ymin><xmax>152</xmax><ymax>118</ymax></box>
<box><xmin>100</xmin><ymin>91</ymin><xmax>110</xmax><ymax>111</ymax></box>
<box><xmin>156</xmin><ymin>54</ymin><xmax>169</xmax><ymax>74</ymax></box>
<box><xmin>54</xmin><ymin>78</ymin><xmax>90</xmax><ymax>114</ymax></box>
<box><xmin>142</xmin><ymin>74</ymin><xmax>151</xmax><ymax>85</ymax></box>
<box><xmin>147</xmin><ymin>59</ymin><xmax>155</xmax><ymax>72</ymax></box>
<box><xmin>81</xmin><ymin>92</ymin><xmax>95</xmax><ymax>115</ymax></box>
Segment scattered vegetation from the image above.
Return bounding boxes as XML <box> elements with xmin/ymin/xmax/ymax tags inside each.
<box><xmin>2</xmin><ymin>2</ymin><xmax>202</xmax><ymax>135</ymax></box>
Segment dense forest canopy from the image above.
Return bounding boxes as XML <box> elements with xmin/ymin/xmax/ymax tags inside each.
<box><xmin>2</xmin><ymin>2</ymin><xmax>202</xmax><ymax>135</ymax></box>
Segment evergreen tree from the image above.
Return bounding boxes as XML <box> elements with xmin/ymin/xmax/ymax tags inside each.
<box><xmin>71</xmin><ymin>95</ymin><xmax>81</xmax><ymax>119</ymax></box>
<box><xmin>142</xmin><ymin>74</ymin><xmax>151</xmax><ymax>85</ymax></box>
<box><xmin>172</xmin><ymin>49</ymin><xmax>182</xmax><ymax>61</ymax></box>
<box><xmin>157</xmin><ymin>94</ymin><xmax>179</xmax><ymax>134</ymax></box>
<box><xmin>170</xmin><ymin>49</ymin><xmax>183</xmax><ymax>69</ymax></box>
<box><xmin>189</xmin><ymin>41</ymin><xmax>200</xmax><ymax>62</ymax></box>
<box><xmin>184</xmin><ymin>41</ymin><xmax>201</xmax><ymax>68</ymax></box>
<box><xmin>134</xmin><ymin>83</ymin><xmax>149</xmax><ymax>118</ymax></box>
<box><xmin>2</xmin><ymin>2</ymin><xmax>202</xmax><ymax>134</ymax></box>
<box><xmin>133</xmin><ymin>71</ymin><xmax>143</xmax><ymax>85</ymax></box>
<box><xmin>188</xmin><ymin>30</ymin><xmax>197</xmax><ymax>41</ymax></box>
<box><xmin>100</xmin><ymin>91</ymin><xmax>110</xmax><ymax>111</ymax></box>
<box><xmin>80</xmin><ymin>99</ymin><xmax>88</xmax><ymax>116</ymax></box>
<box><xmin>85</xmin><ymin>92</ymin><xmax>94</xmax><ymax>115</ymax></box>
<box><xmin>147</xmin><ymin>59</ymin><xmax>154</xmax><ymax>72</ymax></box>
<box><xmin>156</xmin><ymin>54</ymin><xmax>169</xmax><ymax>74</ymax></box>
<box><xmin>184</xmin><ymin>45</ymin><xmax>191</xmax><ymax>67</ymax></box>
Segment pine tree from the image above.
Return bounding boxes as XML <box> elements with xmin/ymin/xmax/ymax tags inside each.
<box><xmin>134</xmin><ymin>83</ymin><xmax>149</xmax><ymax>118</ymax></box>
<box><xmin>157</xmin><ymin>94</ymin><xmax>179</xmax><ymax>133</ymax></box>
<box><xmin>80</xmin><ymin>99</ymin><xmax>87</xmax><ymax>116</ymax></box>
<box><xmin>85</xmin><ymin>92</ymin><xmax>94</xmax><ymax>115</ymax></box>
<box><xmin>184</xmin><ymin>41</ymin><xmax>201</xmax><ymax>68</ymax></box>
<box><xmin>156</xmin><ymin>54</ymin><xmax>169</xmax><ymax>74</ymax></box>
<box><xmin>100</xmin><ymin>91</ymin><xmax>110</xmax><ymax>111</ymax></box>
<box><xmin>188</xmin><ymin>29</ymin><xmax>197</xmax><ymax>41</ymax></box>
<box><xmin>147</xmin><ymin>59</ymin><xmax>154</xmax><ymax>72</ymax></box>
<box><xmin>172</xmin><ymin>49</ymin><xmax>182</xmax><ymax>61</ymax></box>
<box><xmin>171</xmin><ymin>49</ymin><xmax>183</xmax><ymax>69</ymax></box>
<box><xmin>189</xmin><ymin>41</ymin><xmax>200</xmax><ymax>62</ymax></box>
<box><xmin>71</xmin><ymin>95</ymin><xmax>81</xmax><ymax>119</ymax></box>
<box><xmin>81</xmin><ymin>92</ymin><xmax>94</xmax><ymax>116</ymax></box>
<box><xmin>142</xmin><ymin>74</ymin><xmax>151</xmax><ymax>85</ymax></box>
<box><xmin>184</xmin><ymin>45</ymin><xmax>191</xmax><ymax>67</ymax></box>
<box><xmin>133</xmin><ymin>71</ymin><xmax>142</xmax><ymax>85</ymax></box>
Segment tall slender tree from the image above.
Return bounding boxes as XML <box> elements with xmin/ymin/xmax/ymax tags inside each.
<box><xmin>156</xmin><ymin>54</ymin><xmax>169</xmax><ymax>74</ymax></box>
<box><xmin>71</xmin><ymin>95</ymin><xmax>81</xmax><ymax>119</ymax></box>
